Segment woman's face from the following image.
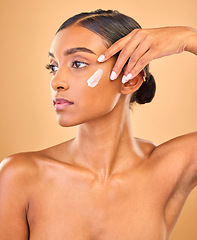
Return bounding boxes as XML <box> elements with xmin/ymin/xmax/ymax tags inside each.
<box><xmin>48</xmin><ymin>24</ymin><xmax>124</xmax><ymax>127</ymax></box>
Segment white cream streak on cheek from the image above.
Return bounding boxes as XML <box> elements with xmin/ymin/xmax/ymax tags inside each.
<box><xmin>87</xmin><ymin>69</ymin><xmax>103</xmax><ymax>87</ymax></box>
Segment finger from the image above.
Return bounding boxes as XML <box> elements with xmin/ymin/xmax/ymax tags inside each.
<box><xmin>111</xmin><ymin>32</ymin><xmax>147</xmax><ymax>79</ymax></box>
<box><xmin>97</xmin><ymin>29</ymin><xmax>140</xmax><ymax>63</ymax></box>
<box><xmin>124</xmin><ymin>50</ymin><xmax>153</xmax><ymax>81</ymax></box>
<box><xmin>97</xmin><ymin>35</ymin><xmax>129</xmax><ymax>63</ymax></box>
<box><xmin>124</xmin><ymin>39</ymin><xmax>152</xmax><ymax>76</ymax></box>
<box><xmin>109</xmin><ymin>44</ymin><xmax>136</xmax><ymax>80</ymax></box>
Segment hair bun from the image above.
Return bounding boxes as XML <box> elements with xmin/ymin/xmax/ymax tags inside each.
<box><xmin>130</xmin><ymin>73</ymin><xmax>156</xmax><ymax>104</ymax></box>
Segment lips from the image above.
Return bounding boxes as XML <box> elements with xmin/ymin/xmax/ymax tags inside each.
<box><xmin>53</xmin><ymin>97</ymin><xmax>74</xmax><ymax>110</ymax></box>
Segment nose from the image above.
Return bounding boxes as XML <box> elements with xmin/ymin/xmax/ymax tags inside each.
<box><xmin>50</xmin><ymin>70</ymin><xmax>69</xmax><ymax>91</ymax></box>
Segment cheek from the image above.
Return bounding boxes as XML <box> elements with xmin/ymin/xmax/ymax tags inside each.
<box><xmin>77</xmin><ymin>70</ymin><xmax>122</xmax><ymax>115</ymax></box>
<box><xmin>54</xmin><ymin>69</ymin><xmax>122</xmax><ymax>127</ymax></box>
<box><xmin>87</xmin><ymin>69</ymin><xmax>103</xmax><ymax>87</ymax></box>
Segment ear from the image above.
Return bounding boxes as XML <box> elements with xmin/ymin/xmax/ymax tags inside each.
<box><xmin>121</xmin><ymin>70</ymin><xmax>145</xmax><ymax>95</ymax></box>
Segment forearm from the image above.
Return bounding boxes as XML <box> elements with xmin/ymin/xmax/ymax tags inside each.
<box><xmin>185</xmin><ymin>27</ymin><xmax>197</xmax><ymax>55</ymax></box>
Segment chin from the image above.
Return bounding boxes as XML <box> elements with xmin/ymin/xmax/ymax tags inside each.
<box><xmin>57</xmin><ymin>119</ymin><xmax>79</xmax><ymax>127</ymax></box>
<box><xmin>55</xmin><ymin>107</ymin><xmax>113</xmax><ymax>127</ymax></box>
<box><xmin>56</xmin><ymin>114</ymin><xmax>86</xmax><ymax>127</ymax></box>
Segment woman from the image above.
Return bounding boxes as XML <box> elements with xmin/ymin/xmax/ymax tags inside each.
<box><xmin>0</xmin><ymin>9</ymin><xmax>197</xmax><ymax>240</ymax></box>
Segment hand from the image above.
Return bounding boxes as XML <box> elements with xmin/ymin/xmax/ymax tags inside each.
<box><xmin>97</xmin><ymin>26</ymin><xmax>197</xmax><ymax>82</ymax></box>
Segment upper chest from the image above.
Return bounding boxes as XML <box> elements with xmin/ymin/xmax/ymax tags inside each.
<box><xmin>27</xmin><ymin>164</ymin><xmax>175</xmax><ymax>240</ymax></box>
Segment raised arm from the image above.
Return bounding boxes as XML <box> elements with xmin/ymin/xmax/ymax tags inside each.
<box><xmin>97</xmin><ymin>26</ymin><xmax>197</xmax><ymax>187</ymax></box>
<box><xmin>97</xmin><ymin>26</ymin><xmax>197</xmax><ymax>81</ymax></box>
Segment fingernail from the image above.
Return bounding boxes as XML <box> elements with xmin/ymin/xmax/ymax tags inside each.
<box><xmin>110</xmin><ymin>71</ymin><xmax>117</xmax><ymax>80</ymax></box>
<box><xmin>122</xmin><ymin>75</ymin><xmax>127</xmax><ymax>83</ymax></box>
<box><xmin>126</xmin><ymin>73</ymin><xmax>133</xmax><ymax>81</ymax></box>
<box><xmin>97</xmin><ymin>54</ymin><xmax>105</xmax><ymax>62</ymax></box>
<box><xmin>122</xmin><ymin>73</ymin><xmax>133</xmax><ymax>83</ymax></box>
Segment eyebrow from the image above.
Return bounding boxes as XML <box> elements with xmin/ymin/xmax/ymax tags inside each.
<box><xmin>48</xmin><ymin>47</ymin><xmax>96</xmax><ymax>58</ymax></box>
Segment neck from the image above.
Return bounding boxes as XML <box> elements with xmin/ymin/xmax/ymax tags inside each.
<box><xmin>71</xmin><ymin>102</ymin><xmax>143</xmax><ymax>182</ymax></box>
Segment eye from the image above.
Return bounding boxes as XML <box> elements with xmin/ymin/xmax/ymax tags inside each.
<box><xmin>72</xmin><ymin>61</ymin><xmax>87</xmax><ymax>69</ymax></box>
<box><xmin>45</xmin><ymin>64</ymin><xmax>58</xmax><ymax>74</ymax></box>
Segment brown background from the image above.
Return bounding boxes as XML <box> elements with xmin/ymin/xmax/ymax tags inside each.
<box><xmin>0</xmin><ymin>0</ymin><xmax>197</xmax><ymax>239</ymax></box>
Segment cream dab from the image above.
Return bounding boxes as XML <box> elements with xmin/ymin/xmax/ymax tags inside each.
<box><xmin>87</xmin><ymin>69</ymin><xmax>103</xmax><ymax>87</ymax></box>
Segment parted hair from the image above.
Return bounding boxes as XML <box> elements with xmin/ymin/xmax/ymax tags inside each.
<box><xmin>57</xmin><ymin>9</ymin><xmax>156</xmax><ymax>105</ymax></box>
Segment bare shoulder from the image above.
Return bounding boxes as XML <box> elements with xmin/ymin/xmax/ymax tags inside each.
<box><xmin>0</xmin><ymin>152</ymin><xmax>40</xmax><ymax>239</ymax></box>
<box><xmin>0</xmin><ymin>152</ymin><xmax>46</xmax><ymax>188</ymax></box>
<box><xmin>0</xmin><ymin>152</ymin><xmax>39</xmax><ymax>184</ymax></box>
<box><xmin>0</xmin><ymin>138</ymin><xmax>74</xmax><ymax>183</ymax></box>
<box><xmin>152</xmin><ymin>132</ymin><xmax>197</xmax><ymax>161</ymax></box>
<box><xmin>135</xmin><ymin>132</ymin><xmax>197</xmax><ymax>186</ymax></box>
<box><xmin>150</xmin><ymin>132</ymin><xmax>197</xmax><ymax>187</ymax></box>
<box><xmin>0</xmin><ymin>138</ymin><xmax>74</xmax><ymax>197</ymax></box>
<box><xmin>0</xmin><ymin>140</ymin><xmax>73</xmax><ymax>236</ymax></box>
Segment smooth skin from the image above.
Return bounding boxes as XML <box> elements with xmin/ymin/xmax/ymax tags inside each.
<box><xmin>0</xmin><ymin>24</ymin><xmax>197</xmax><ymax>240</ymax></box>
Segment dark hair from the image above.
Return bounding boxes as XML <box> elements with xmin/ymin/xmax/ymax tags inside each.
<box><xmin>57</xmin><ymin>9</ymin><xmax>156</xmax><ymax>105</ymax></box>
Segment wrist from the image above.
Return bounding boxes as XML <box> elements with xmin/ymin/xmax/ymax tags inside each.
<box><xmin>184</xmin><ymin>27</ymin><xmax>197</xmax><ymax>55</ymax></box>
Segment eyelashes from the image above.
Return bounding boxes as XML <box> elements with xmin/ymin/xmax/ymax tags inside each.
<box><xmin>45</xmin><ymin>64</ymin><xmax>58</xmax><ymax>74</ymax></box>
<box><xmin>45</xmin><ymin>61</ymin><xmax>88</xmax><ymax>74</ymax></box>
<box><xmin>72</xmin><ymin>61</ymin><xmax>87</xmax><ymax>69</ymax></box>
